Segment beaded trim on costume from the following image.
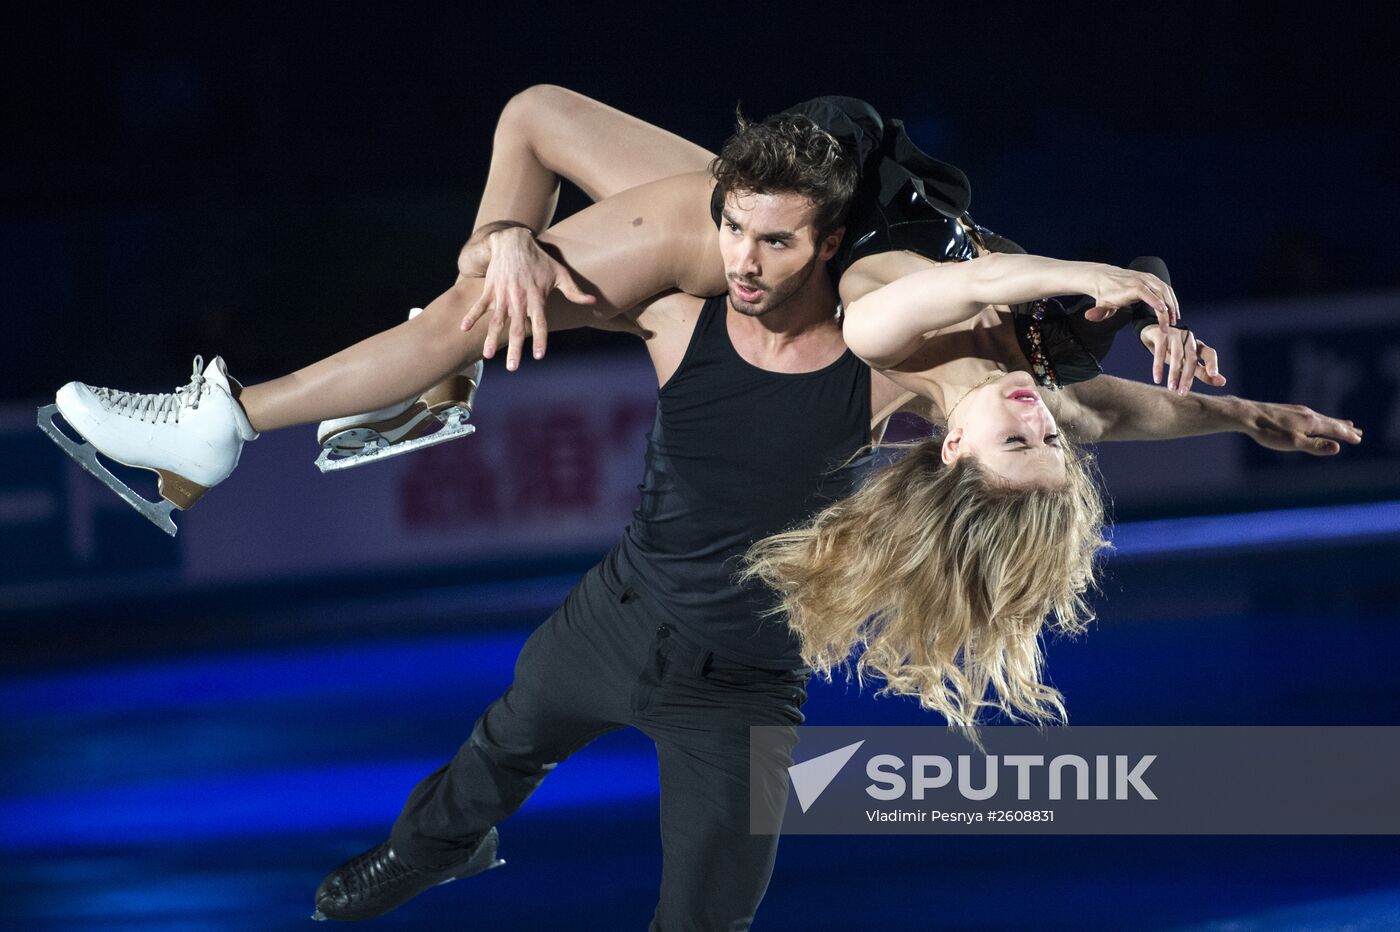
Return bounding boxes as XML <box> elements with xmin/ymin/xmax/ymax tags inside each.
<box><xmin>1024</xmin><ymin>300</ymin><xmax>1062</xmax><ymax>390</ymax></box>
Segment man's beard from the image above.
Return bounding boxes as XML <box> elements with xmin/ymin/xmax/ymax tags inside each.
<box><xmin>727</xmin><ymin>251</ymin><xmax>820</xmax><ymax>318</ymax></box>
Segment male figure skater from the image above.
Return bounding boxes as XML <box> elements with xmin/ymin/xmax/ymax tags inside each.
<box><xmin>313</xmin><ymin>109</ymin><xmax>878</xmax><ymax>930</ymax></box>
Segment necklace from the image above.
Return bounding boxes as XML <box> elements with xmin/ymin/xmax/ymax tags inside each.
<box><xmin>944</xmin><ymin>370</ymin><xmax>1006</xmax><ymax>421</ymax></box>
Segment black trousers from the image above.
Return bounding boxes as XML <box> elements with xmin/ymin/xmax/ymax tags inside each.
<box><xmin>389</xmin><ymin>548</ymin><xmax>809</xmax><ymax>931</ymax></box>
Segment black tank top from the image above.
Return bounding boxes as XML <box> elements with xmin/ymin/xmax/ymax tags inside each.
<box><xmin>616</xmin><ymin>295</ymin><xmax>873</xmax><ymax>669</ymax></box>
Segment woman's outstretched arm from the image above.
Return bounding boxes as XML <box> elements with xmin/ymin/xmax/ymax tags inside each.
<box><xmin>842</xmin><ymin>253</ymin><xmax>1179</xmax><ymax>369</ymax></box>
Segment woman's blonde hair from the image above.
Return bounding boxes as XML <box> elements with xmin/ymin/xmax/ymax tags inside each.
<box><xmin>742</xmin><ymin>437</ymin><xmax>1107</xmax><ymax>728</ymax></box>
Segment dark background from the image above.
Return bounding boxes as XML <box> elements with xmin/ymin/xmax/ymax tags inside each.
<box><xmin>4</xmin><ymin>3</ymin><xmax>1396</xmax><ymax>401</ymax></box>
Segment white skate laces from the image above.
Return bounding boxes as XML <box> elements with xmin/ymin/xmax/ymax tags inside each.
<box><xmin>93</xmin><ymin>356</ymin><xmax>209</xmax><ymax>424</ymax></box>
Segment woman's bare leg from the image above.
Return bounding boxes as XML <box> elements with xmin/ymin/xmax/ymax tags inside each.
<box><xmin>241</xmin><ymin>171</ymin><xmax>722</xmax><ymax>432</ymax></box>
<box><xmin>474</xmin><ymin>85</ymin><xmax>716</xmax><ymax>232</ymax></box>
<box><xmin>248</xmin><ymin>78</ymin><xmax>725</xmax><ymax>432</ymax></box>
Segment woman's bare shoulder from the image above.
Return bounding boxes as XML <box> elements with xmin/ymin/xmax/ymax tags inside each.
<box><xmin>838</xmin><ymin>251</ymin><xmax>939</xmax><ymax>305</ymax></box>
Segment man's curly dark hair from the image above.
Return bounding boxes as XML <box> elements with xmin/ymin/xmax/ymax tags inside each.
<box><xmin>710</xmin><ymin>110</ymin><xmax>858</xmax><ymax>238</ymax></box>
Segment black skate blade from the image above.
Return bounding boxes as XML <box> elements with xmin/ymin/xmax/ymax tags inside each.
<box><xmin>37</xmin><ymin>404</ymin><xmax>180</xmax><ymax>537</ymax></box>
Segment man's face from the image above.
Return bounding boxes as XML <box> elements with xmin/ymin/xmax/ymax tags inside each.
<box><xmin>717</xmin><ymin>190</ymin><xmax>840</xmax><ymax>317</ymax></box>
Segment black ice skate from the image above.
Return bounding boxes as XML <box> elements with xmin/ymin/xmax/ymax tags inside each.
<box><xmin>310</xmin><ymin>828</ymin><xmax>503</xmax><ymax>922</ymax></box>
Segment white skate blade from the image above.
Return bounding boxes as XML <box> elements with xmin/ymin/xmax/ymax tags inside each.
<box><xmin>37</xmin><ymin>404</ymin><xmax>179</xmax><ymax>536</ymax></box>
<box><xmin>315</xmin><ymin>418</ymin><xmax>475</xmax><ymax>474</ymax></box>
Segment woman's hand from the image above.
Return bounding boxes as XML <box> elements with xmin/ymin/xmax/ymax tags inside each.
<box><xmin>1081</xmin><ymin>265</ymin><xmax>1179</xmax><ymax>331</ymax></box>
<box><xmin>1140</xmin><ymin>326</ymin><xmax>1227</xmax><ymax>394</ymax></box>
<box><xmin>457</xmin><ymin>224</ymin><xmax>596</xmax><ymax>371</ymax></box>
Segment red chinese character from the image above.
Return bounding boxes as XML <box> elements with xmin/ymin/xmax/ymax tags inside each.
<box><xmin>399</xmin><ymin>437</ymin><xmax>500</xmax><ymax>528</ymax></box>
<box><xmin>511</xmin><ymin>408</ymin><xmax>598</xmax><ymax>513</ymax></box>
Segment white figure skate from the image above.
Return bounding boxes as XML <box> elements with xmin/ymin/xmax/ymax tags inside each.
<box><xmin>314</xmin><ymin>308</ymin><xmax>482</xmax><ymax>473</ymax></box>
<box><xmin>38</xmin><ymin>356</ymin><xmax>258</xmax><ymax>535</ymax></box>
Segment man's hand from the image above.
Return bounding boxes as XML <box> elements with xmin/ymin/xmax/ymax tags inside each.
<box><xmin>1245</xmin><ymin>401</ymin><xmax>1363</xmax><ymax>455</ymax></box>
<box><xmin>1081</xmin><ymin>265</ymin><xmax>1179</xmax><ymax>331</ymax></box>
<box><xmin>457</xmin><ymin>224</ymin><xmax>596</xmax><ymax>371</ymax></box>
<box><xmin>1140</xmin><ymin>326</ymin><xmax>1228</xmax><ymax>395</ymax></box>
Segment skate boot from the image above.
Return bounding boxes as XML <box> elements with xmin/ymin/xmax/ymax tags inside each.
<box><xmin>311</xmin><ymin>828</ymin><xmax>504</xmax><ymax>922</ymax></box>
<box><xmin>38</xmin><ymin>356</ymin><xmax>258</xmax><ymax>536</ymax></box>
<box><xmin>315</xmin><ymin>309</ymin><xmax>482</xmax><ymax>473</ymax></box>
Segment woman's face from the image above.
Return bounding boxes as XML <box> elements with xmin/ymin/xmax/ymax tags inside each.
<box><xmin>941</xmin><ymin>371</ymin><xmax>1066</xmax><ymax>487</ymax></box>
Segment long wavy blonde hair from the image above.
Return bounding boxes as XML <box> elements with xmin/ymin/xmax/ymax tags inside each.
<box><xmin>742</xmin><ymin>437</ymin><xmax>1107</xmax><ymax>728</ymax></box>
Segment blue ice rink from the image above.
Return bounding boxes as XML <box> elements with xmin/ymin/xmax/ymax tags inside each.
<box><xmin>4</xmin><ymin>508</ymin><xmax>1399</xmax><ymax>930</ymax></box>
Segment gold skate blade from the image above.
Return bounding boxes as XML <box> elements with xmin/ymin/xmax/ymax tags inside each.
<box><xmin>315</xmin><ymin>421</ymin><xmax>475</xmax><ymax>474</ymax></box>
<box><xmin>37</xmin><ymin>404</ymin><xmax>180</xmax><ymax>536</ymax></box>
